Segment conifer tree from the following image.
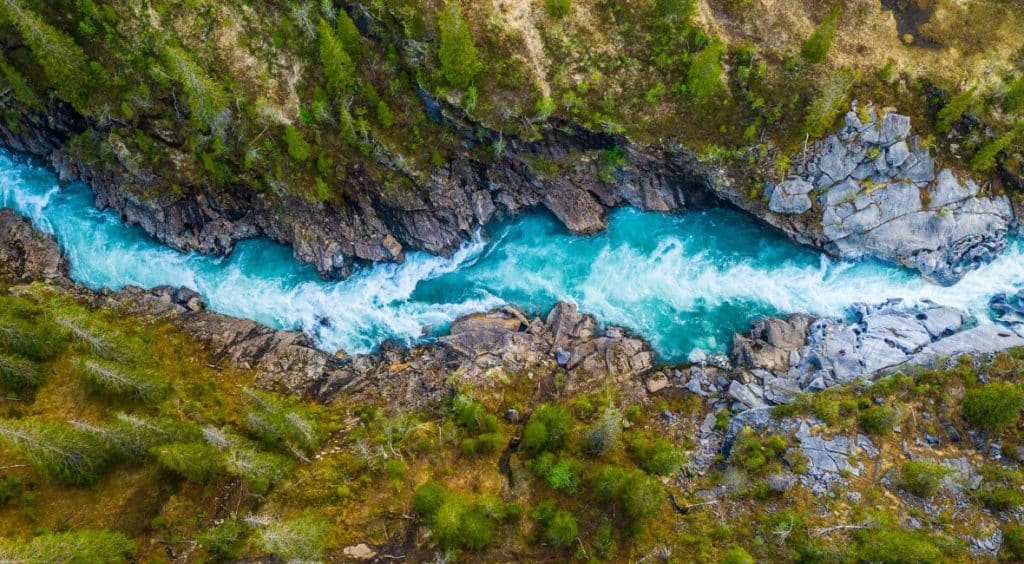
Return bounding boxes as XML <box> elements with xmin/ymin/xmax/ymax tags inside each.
<box><xmin>78</xmin><ymin>359</ymin><xmax>168</xmax><ymax>404</ymax></box>
<box><xmin>0</xmin><ymin>0</ymin><xmax>92</xmax><ymax>107</ymax></box>
<box><xmin>437</xmin><ymin>1</ymin><xmax>482</xmax><ymax>90</ymax></box>
<box><xmin>336</xmin><ymin>9</ymin><xmax>364</xmax><ymax>56</ymax></box>
<box><xmin>971</xmin><ymin>124</ymin><xmax>1022</xmax><ymax>173</ymax></box>
<box><xmin>162</xmin><ymin>46</ymin><xmax>230</xmax><ymax>132</ymax></box>
<box><xmin>801</xmin><ymin>6</ymin><xmax>841</xmax><ymax>63</ymax></box>
<box><xmin>318</xmin><ymin>18</ymin><xmax>355</xmax><ymax>99</ymax></box>
<box><xmin>242</xmin><ymin>387</ymin><xmax>322</xmax><ymax>458</ymax></box>
<box><xmin>0</xmin><ymin>353</ymin><xmax>41</xmax><ymax>392</ymax></box>
<box><xmin>0</xmin><ymin>318</ymin><xmax>66</xmax><ymax>361</ymax></box>
<box><xmin>153</xmin><ymin>442</ymin><xmax>224</xmax><ymax>482</ymax></box>
<box><xmin>0</xmin><ymin>56</ymin><xmax>39</xmax><ymax>109</ymax></box>
<box><xmin>0</xmin><ymin>530</ymin><xmax>135</xmax><ymax>562</ymax></box>
<box><xmin>1005</xmin><ymin>76</ymin><xmax>1024</xmax><ymax>115</ymax></box>
<box><xmin>0</xmin><ymin>420</ymin><xmax>113</xmax><ymax>485</ymax></box>
<box><xmin>936</xmin><ymin>87</ymin><xmax>976</xmax><ymax>133</ymax></box>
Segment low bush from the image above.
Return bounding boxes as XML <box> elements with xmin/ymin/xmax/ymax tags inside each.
<box><xmin>859</xmin><ymin>405</ymin><xmax>899</xmax><ymax>436</ymax></box>
<box><xmin>897</xmin><ymin>460</ymin><xmax>952</xmax><ymax>498</ymax></box>
<box><xmin>530</xmin><ymin>501</ymin><xmax>578</xmax><ymax>548</ymax></box>
<box><xmin>1002</xmin><ymin>524</ymin><xmax>1024</xmax><ymax>561</ymax></box>
<box><xmin>521</xmin><ymin>403</ymin><xmax>574</xmax><ymax>454</ymax></box>
<box><xmin>255</xmin><ymin>511</ymin><xmax>332</xmax><ymax>561</ymax></box>
<box><xmin>962</xmin><ymin>382</ymin><xmax>1024</xmax><ymax>433</ymax></box>
<box><xmin>0</xmin><ymin>530</ymin><xmax>135</xmax><ymax>562</ymax></box>
<box><xmin>626</xmin><ymin>434</ymin><xmax>686</xmax><ymax>476</ymax></box>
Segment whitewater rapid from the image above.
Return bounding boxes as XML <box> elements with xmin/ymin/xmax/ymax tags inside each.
<box><xmin>2</xmin><ymin>150</ymin><xmax>1022</xmax><ymax>362</ymax></box>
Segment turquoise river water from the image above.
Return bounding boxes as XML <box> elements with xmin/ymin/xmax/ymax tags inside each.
<box><xmin>3</xmin><ymin>149</ymin><xmax>1024</xmax><ymax>363</ymax></box>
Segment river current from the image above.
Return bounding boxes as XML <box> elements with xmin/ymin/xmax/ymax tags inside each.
<box><xmin>3</xmin><ymin>149</ymin><xmax>1023</xmax><ymax>362</ymax></box>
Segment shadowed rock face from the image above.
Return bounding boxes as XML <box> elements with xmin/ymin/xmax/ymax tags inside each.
<box><xmin>764</xmin><ymin>104</ymin><xmax>1016</xmax><ymax>286</ymax></box>
<box><xmin>0</xmin><ymin>209</ymin><xmax>67</xmax><ymax>283</ymax></box>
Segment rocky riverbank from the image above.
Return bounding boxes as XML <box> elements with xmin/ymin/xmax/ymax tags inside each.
<box><xmin>4</xmin><ymin>206</ymin><xmax>1023</xmax><ymax>415</ymax></box>
<box><xmin>2</xmin><ymin>84</ymin><xmax>1016</xmax><ymax>287</ymax></box>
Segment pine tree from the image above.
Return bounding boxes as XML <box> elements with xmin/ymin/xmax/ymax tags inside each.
<box><xmin>242</xmin><ymin>387</ymin><xmax>323</xmax><ymax>457</ymax></box>
<box><xmin>0</xmin><ymin>420</ymin><xmax>113</xmax><ymax>485</ymax></box>
<box><xmin>0</xmin><ymin>56</ymin><xmax>39</xmax><ymax>109</ymax></box>
<box><xmin>153</xmin><ymin>442</ymin><xmax>224</xmax><ymax>482</ymax></box>
<box><xmin>801</xmin><ymin>6</ymin><xmax>841</xmax><ymax>64</ymax></box>
<box><xmin>0</xmin><ymin>0</ymin><xmax>92</xmax><ymax>108</ymax></box>
<box><xmin>970</xmin><ymin>125</ymin><xmax>1022</xmax><ymax>173</ymax></box>
<box><xmin>936</xmin><ymin>87</ymin><xmax>976</xmax><ymax>134</ymax></box>
<box><xmin>0</xmin><ymin>353</ymin><xmax>42</xmax><ymax>392</ymax></box>
<box><xmin>202</xmin><ymin>426</ymin><xmax>291</xmax><ymax>492</ymax></box>
<box><xmin>78</xmin><ymin>359</ymin><xmax>168</xmax><ymax>404</ymax></box>
<box><xmin>803</xmin><ymin>69</ymin><xmax>858</xmax><ymax>137</ymax></box>
<box><xmin>318</xmin><ymin>18</ymin><xmax>356</xmax><ymax>99</ymax></box>
<box><xmin>254</xmin><ymin>512</ymin><xmax>332</xmax><ymax>561</ymax></box>
<box><xmin>336</xmin><ymin>9</ymin><xmax>364</xmax><ymax>56</ymax></box>
<box><xmin>0</xmin><ymin>530</ymin><xmax>135</xmax><ymax>562</ymax></box>
<box><xmin>0</xmin><ymin>318</ymin><xmax>66</xmax><ymax>361</ymax></box>
<box><xmin>162</xmin><ymin>46</ymin><xmax>230</xmax><ymax>132</ymax></box>
<box><xmin>437</xmin><ymin>1</ymin><xmax>482</xmax><ymax>90</ymax></box>
<box><xmin>1003</xmin><ymin>76</ymin><xmax>1024</xmax><ymax>115</ymax></box>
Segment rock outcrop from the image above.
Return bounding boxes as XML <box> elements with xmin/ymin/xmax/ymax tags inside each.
<box><xmin>0</xmin><ymin>209</ymin><xmax>67</xmax><ymax>283</ymax></box>
<box><xmin>762</xmin><ymin>104</ymin><xmax>1016</xmax><ymax>285</ymax></box>
<box><xmin>727</xmin><ymin>299</ymin><xmax>1024</xmax><ymax>409</ymax></box>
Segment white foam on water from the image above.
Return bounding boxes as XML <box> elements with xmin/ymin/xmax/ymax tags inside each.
<box><xmin>2</xmin><ymin>148</ymin><xmax>1023</xmax><ymax>361</ymax></box>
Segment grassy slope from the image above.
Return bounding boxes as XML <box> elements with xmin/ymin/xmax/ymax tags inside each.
<box><xmin>3</xmin><ymin>280</ymin><xmax>1024</xmax><ymax>561</ymax></box>
<box><xmin>0</xmin><ymin>0</ymin><xmax>1020</xmax><ymax>211</ymax></box>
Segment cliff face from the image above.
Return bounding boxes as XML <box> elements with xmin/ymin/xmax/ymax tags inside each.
<box><xmin>0</xmin><ymin>97</ymin><xmax>714</xmax><ymax>279</ymax></box>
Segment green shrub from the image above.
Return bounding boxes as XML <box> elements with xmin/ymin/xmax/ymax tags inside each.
<box><xmin>686</xmin><ymin>42</ymin><xmax>725</xmax><ymax>103</ymax></box>
<box><xmin>0</xmin><ymin>530</ymin><xmax>135</xmax><ymax>562</ymax></box>
<box><xmin>437</xmin><ymin>1</ymin><xmax>482</xmax><ymax>90</ymax></box>
<box><xmin>544</xmin><ymin>0</ymin><xmax>572</xmax><ymax>18</ymax></box>
<box><xmin>975</xmin><ymin>465</ymin><xmax>1024</xmax><ymax>511</ymax></box>
<box><xmin>521</xmin><ymin>403</ymin><xmax>574</xmax><ymax>453</ymax></box>
<box><xmin>583</xmin><ymin>408</ymin><xmax>622</xmax><ymax>457</ymax></box>
<box><xmin>284</xmin><ymin>125</ymin><xmax>312</xmax><ymax>162</ymax></box>
<box><xmin>897</xmin><ymin>460</ymin><xmax>952</xmax><ymax>498</ymax></box>
<box><xmin>721</xmin><ymin>546</ymin><xmax>755</xmax><ymax>564</ymax></box>
<box><xmin>731</xmin><ymin>427</ymin><xmax>787</xmax><ymax>473</ymax></box>
<box><xmin>853</xmin><ymin>528</ymin><xmax>944</xmax><ymax>564</ymax></box>
<box><xmin>0</xmin><ymin>353</ymin><xmax>42</xmax><ymax>392</ymax></box>
<box><xmin>154</xmin><ymin>442</ymin><xmax>224</xmax><ymax>483</ymax></box>
<box><xmin>1002</xmin><ymin>524</ymin><xmax>1024</xmax><ymax>561</ymax></box>
<box><xmin>530</xmin><ymin>502</ymin><xmax>578</xmax><ymax>548</ymax></box>
<box><xmin>936</xmin><ymin>87</ymin><xmax>976</xmax><ymax>134</ymax></box>
<box><xmin>427</xmin><ymin>496</ymin><xmax>503</xmax><ymax>552</ymax></box>
<box><xmin>626</xmin><ymin>434</ymin><xmax>686</xmax><ymax>476</ymax></box>
<box><xmin>591</xmin><ymin>465</ymin><xmax>664</xmax><ymax>534</ymax></box>
<box><xmin>255</xmin><ymin>512</ymin><xmax>332</xmax><ymax>561</ymax></box>
<box><xmin>801</xmin><ymin>6</ymin><xmax>840</xmax><ymax>63</ymax></box>
<box><xmin>0</xmin><ymin>476</ymin><xmax>22</xmax><ymax>507</ymax></box>
<box><xmin>859</xmin><ymin>405</ymin><xmax>899</xmax><ymax>435</ymax></box>
<box><xmin>413</xmin><ymin>481</ymin><xmax>448</xmax><ymax>517</ymax></box>
<box><xmin>962</xmin><ymin>382</ymin><xmax>1024</xmax><ymax>433</ymax></box>
<box><xmin>593</xmin><ymin>522</ymin><xmax>617</xmax><ymax>559</ymax></box>
<box><xmin>198</xmin><ymin>519</ymin><xmax>249</xmax><ymax>561</ymax></box>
